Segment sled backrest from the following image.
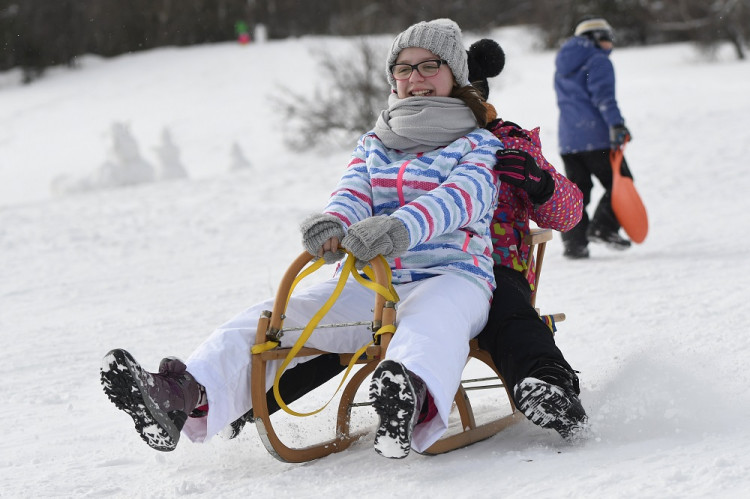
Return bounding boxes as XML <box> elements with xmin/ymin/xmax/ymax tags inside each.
<box><xmin>524</xmin><ymin>227</ymin><xmax>553</xmax><ymax>308</ymax></box>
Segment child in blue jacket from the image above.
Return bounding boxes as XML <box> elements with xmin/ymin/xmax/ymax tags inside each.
<box><xmin>555</xmin><ymin>17</ymin><xmax>633</xmax><ymax>258</ymax></box>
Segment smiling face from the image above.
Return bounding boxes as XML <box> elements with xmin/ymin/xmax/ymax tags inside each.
<box><xmin>394</xmin><ymin>47</ymin><xmax>455</xmax><ymax>99</ymax></box>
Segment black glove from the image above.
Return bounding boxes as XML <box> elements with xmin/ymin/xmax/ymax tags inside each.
<box><xmin>609</xmin><ymin>124</ymin><xmax>631</xmax><ymax>149</ymax></box>
<box><xmin>495</xmin><ymin>149</ymin><xmax>554</xmax><ymax>205</ymax></box>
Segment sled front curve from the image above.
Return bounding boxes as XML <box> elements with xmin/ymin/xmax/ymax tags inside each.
<box><xmin>250</xmin><ymin>253</ymin><xmax>394</xmax><ymax>463</ymax></box>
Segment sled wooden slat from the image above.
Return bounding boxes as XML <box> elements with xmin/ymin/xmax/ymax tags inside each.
<box><xmin>524</xmin><ymin>226</ymin><xmax>552</xmax><ymax>308</ymax></box>
<box><xmin>250</xmin><ymin>228</ymin><xmax>563</xmax><ymax>462</ymax></box>
<box><xmin>259</xmin><ymin>347</ymin><xmax>331</xmax><ymax>361</ymax></box>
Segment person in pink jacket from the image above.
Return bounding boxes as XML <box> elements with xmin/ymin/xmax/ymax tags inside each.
<box><xmin>450</xmin><ymin>38</ymin><xmax>589</xmax><ymax>440</ymax></box>
<box><xmin>480</xmin><ymin>119</ymin><xmax>588</xmax><ymax>439</ymax></box>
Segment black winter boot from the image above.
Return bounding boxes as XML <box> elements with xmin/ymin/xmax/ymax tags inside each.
<box><xmin>586</xmin><ymin>226</ymin><xmax>631</xmax><ymax>250</ymax></box>
<box><xmin>101</xmin><ymin>349</ymin><xmax>203</xmax><ymax>451</ymax></box>
<box><xmin>563</xmin><ymin>243</ymin><xmax>590</xmax><ymax>259</ymax></box>
<box><xmin>370</xmin><ymin>360</ymin><xmax>426</xmax><ymax>459</ymax></box>
<box><xmin>513</xmin><ymin>363</ymin><xmax>588</xmax><ymax>440</ymax></box>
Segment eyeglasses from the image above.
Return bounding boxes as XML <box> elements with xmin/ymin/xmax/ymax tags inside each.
<box><xmin>390</xmin><ymin>59</ymin><xmax>447</xmax><ymax>80</ymax></box>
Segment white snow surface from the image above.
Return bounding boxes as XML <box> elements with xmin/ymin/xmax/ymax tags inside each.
<box><xmin>2</xmin><ymin>28</ymin><xmax>750</xmax><ymax>498</ymax></box>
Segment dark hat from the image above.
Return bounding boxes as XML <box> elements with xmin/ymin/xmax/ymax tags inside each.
<box><xmin>466</xmin><ymin>38</ymin><xmax>505</xmax><ymax>100</ymax></box>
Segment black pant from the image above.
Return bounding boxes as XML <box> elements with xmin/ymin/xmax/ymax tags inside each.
<box><xmin>260</xmin><ymin>353</ymin><xmax>345</xmax><ymax>415</ymax></box>
<box><xmin>561</xmin><ymin>149</ymin><xmax>633</xmax><ymax>247</ymax></box>
<box><xmin>230</xmin><ymin>353</ymin><xmax>346</xmax><ymax>433</ymax></box>
<box><xmin>477</xmin><ymin>266</ymin><xmax>574</xmax><ymax>391</ymax></box>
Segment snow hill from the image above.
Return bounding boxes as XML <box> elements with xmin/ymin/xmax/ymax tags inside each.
<box><xmin>2</xmin><ymin>27</ymin><xmax>750</xmax><ymax>498</ymax></box>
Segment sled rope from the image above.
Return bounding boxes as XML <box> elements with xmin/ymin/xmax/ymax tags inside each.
<box><xmin>261</xmin><ymin>252</ymin><xmax>398</xmax><ymax>417</ymax></box>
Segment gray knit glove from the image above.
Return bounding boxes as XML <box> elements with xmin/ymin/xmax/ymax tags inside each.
<box><xmin>341</xmin><ymin>216</ymin><xmax>410</xmax><ymax>267</ymax></box>
<box><xmin>300</xmin><ymin>213</ymin><xmax>346</xmax><ymax>264</ymax></box>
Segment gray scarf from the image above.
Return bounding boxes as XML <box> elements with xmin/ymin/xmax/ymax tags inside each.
<box><xmin>373</xmin><ymin>94</ymin><xmax>478</xmax><ymax>153</ymax></box>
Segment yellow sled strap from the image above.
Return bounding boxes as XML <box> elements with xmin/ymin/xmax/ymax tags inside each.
<box><xmin>250</xmin><ymin>258</ymin><xmax>326</xmax><ymax>355</ymax></box>
<box><xmin>251</xmin><ymin>340</ymin><xmax>279</xmax><ymax>354</ymax></box>
<box><xmin>353</xmin><ymin>256</ymin><xmax>399</xmax><ymax>303</ymax></box>
<box><xmin>272</xmin><ymin>252</ymin><xmax>397</xmax><ymax>417</ymax></box>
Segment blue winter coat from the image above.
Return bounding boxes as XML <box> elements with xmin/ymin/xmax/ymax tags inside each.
<box><xmin>554</xmin><ymin>36</ymin><xmax>624</xmax><ymax>154</ymax></box>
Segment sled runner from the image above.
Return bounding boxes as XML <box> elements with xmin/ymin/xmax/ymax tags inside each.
<box><xmin>250</xmin><ymin>228</ymin><xmax>564</xmax><ymax>463</ymax></box>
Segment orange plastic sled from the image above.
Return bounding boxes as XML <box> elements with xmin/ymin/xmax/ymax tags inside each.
<box><xmin>610</xmin><ymin>142</ymin><xmax>648</xmax><ymax>243</ymax></box>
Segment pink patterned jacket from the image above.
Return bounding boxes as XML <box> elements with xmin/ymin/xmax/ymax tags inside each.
<box><xmin>487</xmin><ymin>120</ymin><xmax>583</xmax><ymax>288</ymax></box>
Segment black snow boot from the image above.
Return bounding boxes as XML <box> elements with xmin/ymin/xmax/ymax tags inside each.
<box><xmin>563</xmin><ymin>243</ymin><xmax>590</xmax><ymax>259</ymax></box>
<box><xmin>586</xmin><ymin>226</ymin><xmax>631</xmax><ymax>250</ymax></box>
<box><xmin>370</xmin><ymin>360</ymin><xmax>426</xmax><ymax>459</ymax></box>
<box><xmin>101</xmin><ymin>348</ymin><xmax>202</xmax><ymax>451</ymax></box>
<box><xmin>513</xmin><ymin>363</ymin><xmax>588</xmax><ymax>440</ymax></box>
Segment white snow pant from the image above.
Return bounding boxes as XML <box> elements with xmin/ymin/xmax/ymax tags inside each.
<box><xmin>184</xmin><ymin>273</ymin><xmax>490</xmax><ymax>453</ymax></box>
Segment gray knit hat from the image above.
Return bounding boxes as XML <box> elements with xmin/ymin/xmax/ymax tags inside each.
<box><xmin>385</xmin><ymin>18</ymin><xmax>469</xmax><ymax>90</ymax></box>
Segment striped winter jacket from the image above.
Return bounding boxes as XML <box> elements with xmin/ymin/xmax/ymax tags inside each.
<box><xmin>324</xmin><ymin>128</ymin><xmax>502</xmax><ymax>300</ymax></box>
<box><xmin>487</xmin><ymin>120</ymin><xmax>583</xmax><ymax>288</ymax></box>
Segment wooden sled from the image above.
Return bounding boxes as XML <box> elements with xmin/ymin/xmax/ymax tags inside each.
<box><xmin>250</xmin><ymin>228</ymin><xmax>564</xmax><ymax>463</ymax></box>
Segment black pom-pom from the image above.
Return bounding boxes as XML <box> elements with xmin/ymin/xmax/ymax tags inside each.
<box><xmin>467</xmin><ymin>39</ymin><xmax>505</xmax><ymax>82</ymax></box>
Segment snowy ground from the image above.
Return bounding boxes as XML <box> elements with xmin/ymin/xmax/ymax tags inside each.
<box><xmin>2</xmin><ymin>27</ymin><xmax>750</xmax><ymax>498</ymax></box>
